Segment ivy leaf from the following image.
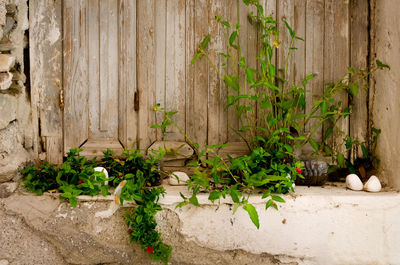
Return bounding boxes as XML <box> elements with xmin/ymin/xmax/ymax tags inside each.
<box><xmin>243</xmin><ymin>203</ymin><xmax>260</xmax><ymax>229</ymax></box>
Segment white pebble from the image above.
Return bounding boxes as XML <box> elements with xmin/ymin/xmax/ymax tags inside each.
<box><xmin>94</xmin><ymin>167</ymin><xmax>109</xmax><ymax>185</ymax></box>
<box><xmin>346</xmin><ymin>174</ymin><xmax>363</xmax><ymax>191</ymax></box>
<box><xmin>364</xmin><ymin>175</ymin><xmax>382</xmax><ymax>192</ymax></box>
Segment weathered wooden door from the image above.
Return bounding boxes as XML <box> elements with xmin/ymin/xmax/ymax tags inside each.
<box><xmin>63</xmin><ymin>0</ymin><xmax>137</xmax><ymax>157</ymax></box>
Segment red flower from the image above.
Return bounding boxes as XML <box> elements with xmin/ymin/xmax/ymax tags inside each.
<box><xmin>119</xmin><ymin>173</ymin><xmax>123</xmax><ymax>178</ymax></box>
<box><xmin>296</xmin><ymin>168</ymin><xmax>302</xmax><ymax>174</ymax></box>
<box><xmin>146</xmin><ymin>246</ymin><xmax>154</xmax><ymax>254</ymax></box>
<box><xmin>78</xmin><ymin>180</ymin><xmax>84</xmax><ymax>185</ymax></box>
<box><xmin>128</xmin><ymin>228</ymin><xmax>132</xmax><ymax>234</ymax></box>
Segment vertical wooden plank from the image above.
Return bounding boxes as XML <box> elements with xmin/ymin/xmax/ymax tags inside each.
<box><xmin>350</xmin><ymin>0</ymin><xmax>369</xmax><ymax>159</ymax></box>
<box><xmin>207</xmin><ymin>0</ymin><xmax>228</xmax><ymax>145</ymax></box>
<box><xmin>137</xmin><ymin>0</ymin><xmax>157</xmax><ymax>150</ymax></box>
<box><xmin>278</xmin><ymin>0</ymin><xmax>295</xmax><ymax>87</ymax></box>
<box><xmin>87</xmin><ymin>0</ymin><xmax>100</xmax><ymax>139</ymax></box>
<box><xmin>63</xmin><ymin>0</ymin><xmax>89</xmax><ymax>151</ymax></box>
<box><xmin>226</xmin><ymin>0</ymin><xmax>240</xmax><ymax>142</ymax></box>
<box><xmin>154</xmin><ymin>0</ymin><xmax>166</xmax><ymax>141</ymax></box>
<box><xmin>119</xmin><ymin>0</ymin><xmax>137</xmax><ymax>149</ymax></box>
<box><xmin>305</xmin><ymin>0</ymin><xmax>325</xmax><ymax>141</ymax></box>
<box><xmin>186</xmin><ymin>0</ymin><xmax>208</xmax><ymax>148</ymax></box>
<box><xmin>324</xmin><ymin>0</ymin><xmax>350</xmax><ymax>153</ymax></box>
<box><xmin>45</xmin><ymin>136</ymin><xmax>63</xmax><ymax>164</ymax></box>
<box><xmin>98</xmin><ymin>0</ymin><xmax>118</xmax><ymax>137</ymax></box>
<box><xmin>293</xmin><ymin>1</ymin><xmax>306</xmax><ymax>88</ymax></box>
<box><xmin>29</xmin><ymin>0</ymin><xmax>63</xmax><ymax>162</ymax></box>
<box><xmin>165</xmin><ymin>0</ymin><xmax>186</xmax><ymax>141</ymax></box>
<box><xmin>238</xmin><ymin>1</ymin><xmax>258</xmax><ymax>143</ymax></box>
<box><xmin>256</xmin><ymin>0</ymin><xmax>277</xmax><ymax>132</ymax></box>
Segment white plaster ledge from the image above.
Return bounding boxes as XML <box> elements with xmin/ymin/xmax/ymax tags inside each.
<box><xmin>25</xmin><ymin>184</ymin><xmax>400</xmax><ymax>265</ymax></box>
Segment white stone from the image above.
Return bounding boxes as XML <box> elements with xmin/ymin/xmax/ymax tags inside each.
<box><xmin>364</xmin><ymin>175</ymin><xmax>382</xmax><ymax>192</ymax></box>
<box><xmin>168</xmin><ymin>171</ymin><xmax>190</xmax><ymax>186</ymax></box>
<box><xmin>0</xmin><ymin>259</ymin><xmax>9</xmax><ymax>265</ymax></box>
<box><xmin>93</xmin><ymin>167</ymin><xmax>109</xmax><ymax>186</ymax></box>
<box><xmin>346</xmin><ymin>174</ymin><xmax>363</xmax><ymax>191</ymax></box>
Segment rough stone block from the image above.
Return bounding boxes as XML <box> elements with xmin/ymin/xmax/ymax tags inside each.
<box><xmin>0</xmin><ymin>94</ymin><xmax>16</xmax><ymax>130</ymax></box>
<box><xmin>0</xmin><ymin>54</ymin><xmax>14</xmax><ymax>72</ymax></box>
<box><xmin>0</xmin><ymin>149</ymin><xmax>30</xmax><ymax>183</ymax></box>
<box><xmin>0</xmin><ymin>181</ymin><xmax>17</xmax><ymax>198</ymax></box>
<box><xmin>0</xmin><ymin>72</ymin><xmax>12</xmax><ymax>90</ymax></box>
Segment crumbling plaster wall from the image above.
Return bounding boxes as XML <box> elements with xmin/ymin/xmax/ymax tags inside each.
<box><xmin>0</xmin><ymin>0</ymin><xmax>31</xmax><ymax>186</ymax></box>
<box><xmin>371</xmin><ymin>0</ymin><xmax>400</xmax><ymax>189</ymax></box>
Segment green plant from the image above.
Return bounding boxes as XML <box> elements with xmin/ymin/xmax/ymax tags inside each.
<box><xmin>22</xmin><ymin>148</ymin><xmax>171</xmax><ymax>264</ymax></box>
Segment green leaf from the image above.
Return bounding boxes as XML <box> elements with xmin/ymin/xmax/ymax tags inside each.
<box><xmin>229</xmin><ymin>31</ymin><xmax>238</xmax><ymax>49</ymax></box>
<box><xmin>320</xmin><ymin>101</ymin><xmax>328</xmax><ymax>115</ymax></box>
<box><xmin>224</xmin><ymin>75</ymin><xmax>239</xmax><ymax>92</ymax></box>
<box><xmin>261</xmin><ymin>100</ymin><xmax>272</xmax><ymax>109</ymax></box>
<box><xmin>284</xmin><ymin>144</ymin><xmax>293</xmax><ymax>153</ymax></box>
<box><xmin>348</xmin><ymin>67</ymin><xmax>356</xmax><ymax>74</ymax></box>
<box><xmin>376</xmin><ymin>60</ymin><xmax>390</xmax><ymax>69</ymax></box>
<box><xmin>283</xmin><ymin>20</ymin><xmax>295</xmax><ymax>38</ymax></box>
<box><xmin>220</xmin><ymin>20</ymin><xmax>231</xmax><ymax>28</ymax></box>
<box><xmin>361</xmin><ymin>143</ymin><xmax>369</xmax><ymax>158</ymax></box>
<box><xmin>232</xmin><ymin>202</ymin><xmax>240</xmax><ymax>214</ymax></box>
<box><xmin>189</xmin><ymin>193</ymin><xmax>200</xmax><ymax>207</ymax></box>
<box><xmin>101</xmin><ymin>185</ymin><xmax>109</xmax><ymax>197</ymax></box>
<box><xmin>349</xmin><ymin>82</ymin><xmax>359</xmax><ymax>98</ymax></box>
<box><xmin>265</xmin><ymin>199</ymin><xmax>273</xmax><ymax>210</ymax></box>
<box><xmin>337</xmin><ymin>153</ymin><xmax>345</xmax><ymax>167</ymax></box>
<box><xmin>243</xmin><ymin>204</ymin><xmax>259</xmax><ymax>229</ymax></box>
<box><xmin>308</xmin><ymin>138</ymin><xmax>320</xmax><ymax>152</ymax></box>
<box><xmin>302</xmin><ymin>73</ymin><xmax>315</xmax><ymax>87</ymax></box>
<box><xmin>272</xmin><ymin>195</ymin><xmax>285</xmax><ymax>203</ymax></box>
<box><xmin>69</xmin><ymin>196</ymin><xmax>78</xmax><ymax>208</ymax></box>
<box><xmin>208</xmin><ymin>191</ymin><xmax>221</xmax><ymax>202</ymax></box>
<box><xmin>200</xmin><ymin>34</ymin><xmax>211</xmax><ymax>50</ymax></box>
<box><xmin>324</xmin><ymin>127</ymin><xmax>333</xmax><ymax>140</ymax></box>
<box><xmin>246</xmin><ymin>68</ymin><xmax>256</xmax><ymax>83</ymax></box>
<box><xmin>191</xmin><ymin>53</ymin><xmax>203</xmax><ymax>65</ymax></box>
<box><xmin>227</xmin><ymin>95</ymin><xmax>236</xmax><ymax>107</ymax></box>
<box><xmin>175</xmin><ymin>201</ymin><xmax>189</xmax><ymax>208</ymax></box>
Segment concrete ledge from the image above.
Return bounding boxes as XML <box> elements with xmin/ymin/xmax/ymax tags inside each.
<box><xmin>76</xmin><ymin>184</ymin><xmax>400</xmax><ymax>264</ymax></box>
<box><xmin>3</xmin><ymin>185</ymin><xmax>400</xmax><ymax>264</ymax></box>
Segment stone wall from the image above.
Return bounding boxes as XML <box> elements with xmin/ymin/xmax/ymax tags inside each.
<box><xmin>0</xmin><ymin>0</ymin><xmax>31</xmax><ymax>188</ymax></box>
